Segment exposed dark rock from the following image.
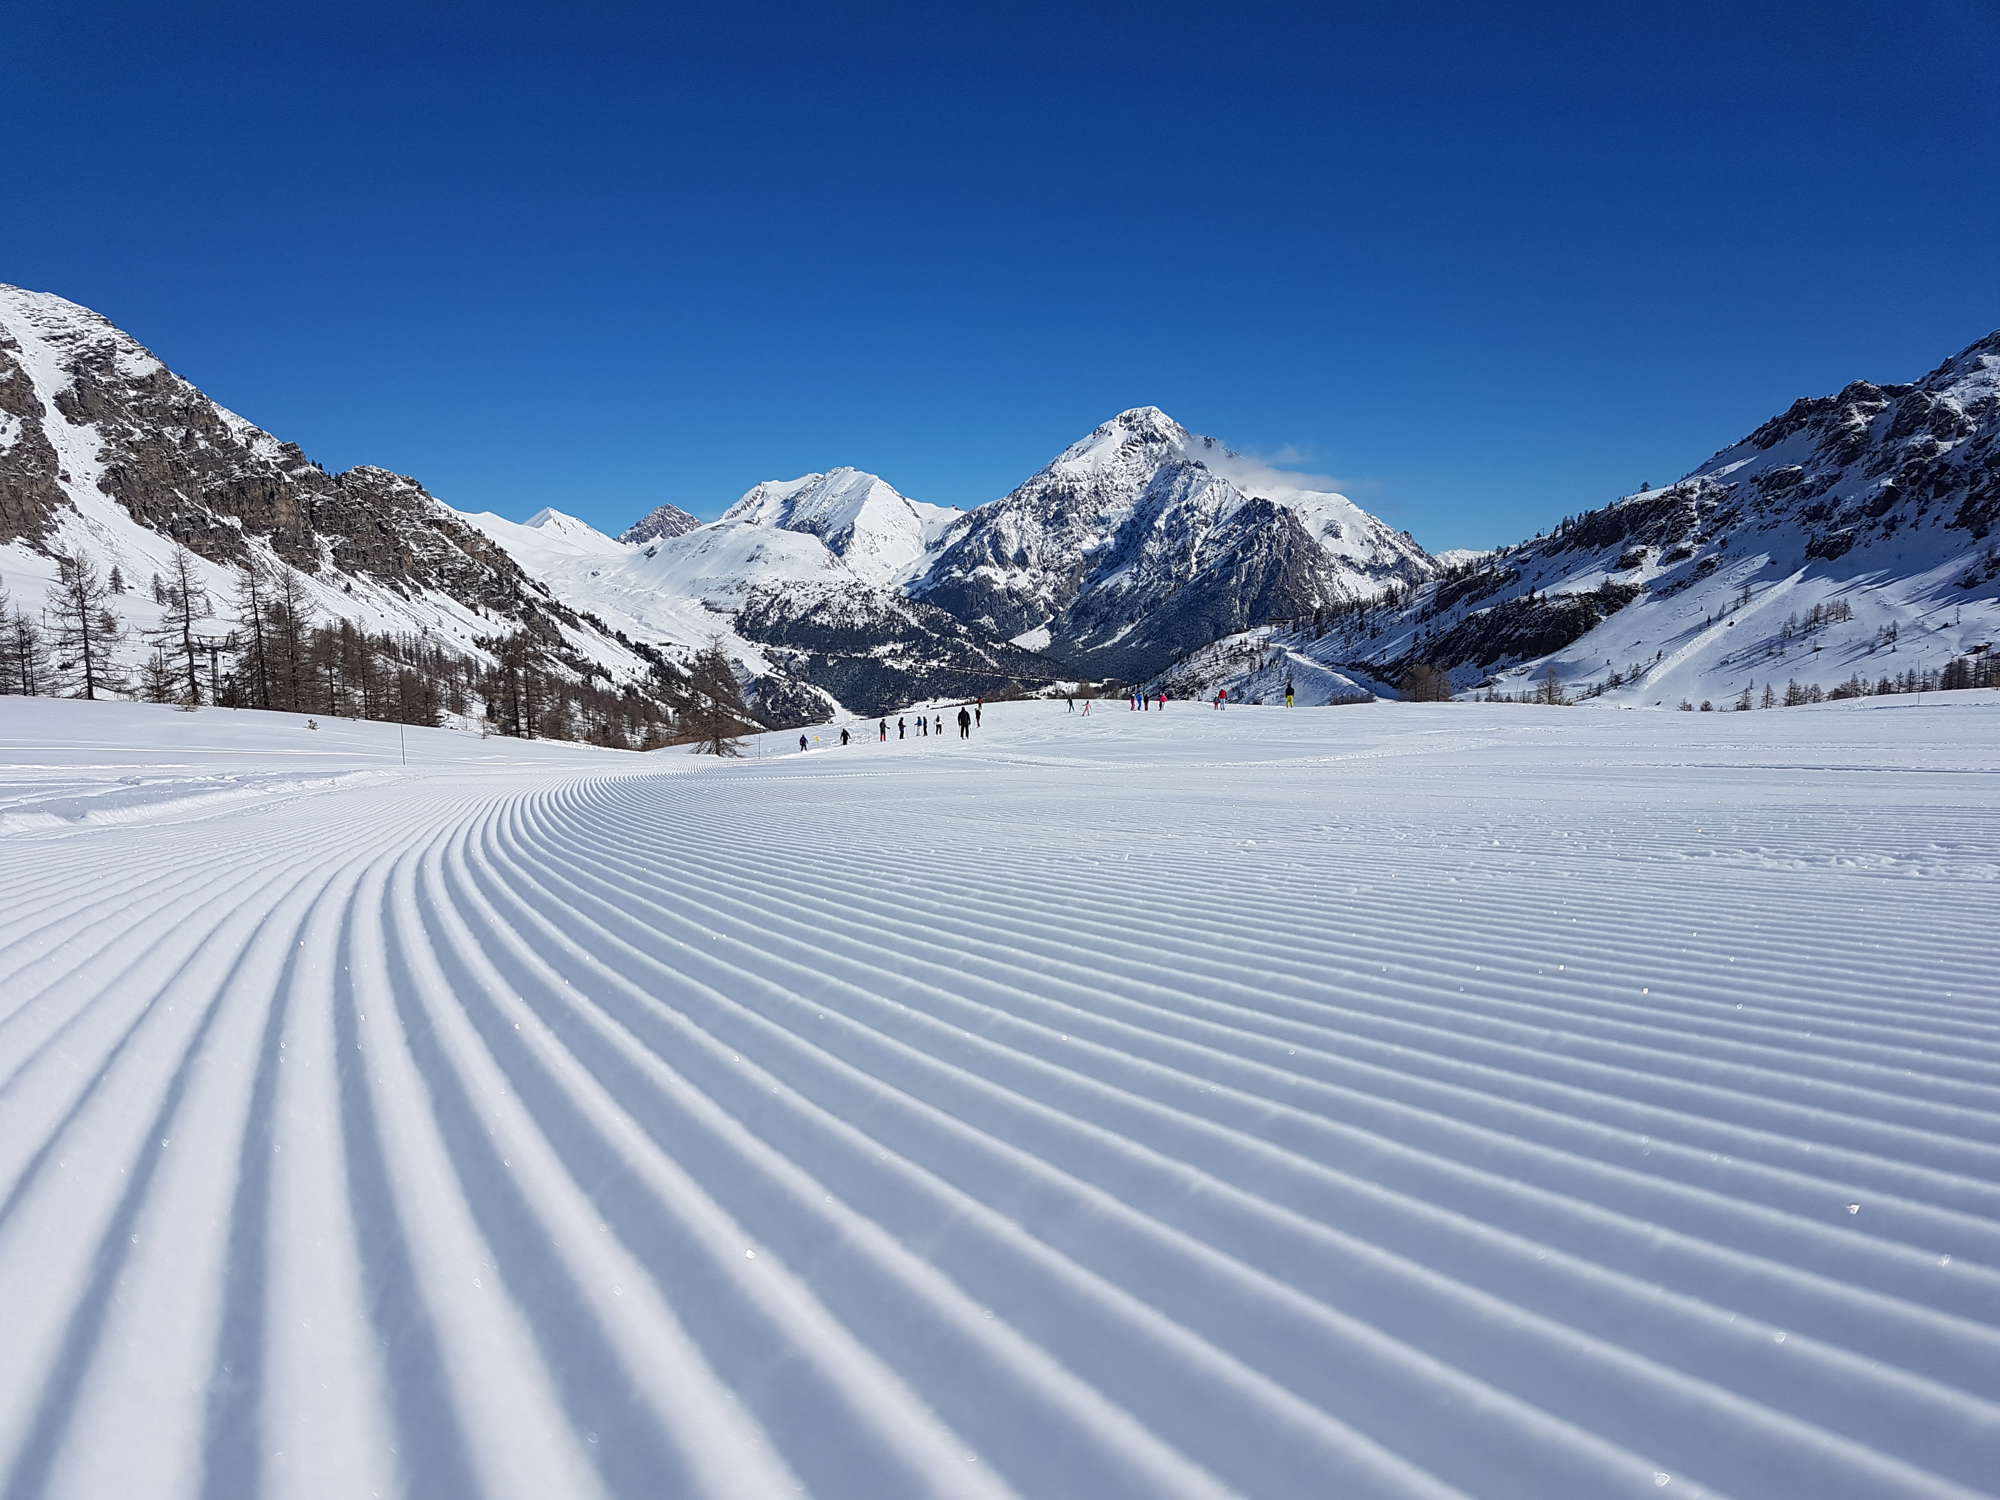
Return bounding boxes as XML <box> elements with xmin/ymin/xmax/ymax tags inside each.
<box><xmin>620</xmin><ymin>502</ymin><xmax>702</xmax><ymax>545</ymax></box>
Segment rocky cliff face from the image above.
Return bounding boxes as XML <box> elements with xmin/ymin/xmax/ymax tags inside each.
<box><xmin>911</xmin><ymin>407</ymin><xmax>1434</xmax><ymax>678</ymax></box>
<box><xmin>619</xmin><ymin>502</ymin><xmax>702</xmax><ymax>545</ymax></box>
<box><xmin>0</xmin><ymin>286</ymin><xmax>563</xmax><ymax>617</ymax></box>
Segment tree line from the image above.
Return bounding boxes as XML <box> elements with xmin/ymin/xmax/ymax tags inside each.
<box><xmin>0</xmin><ymin>547</ymin><xmax>720</xmax><ymax>750</ymax></box>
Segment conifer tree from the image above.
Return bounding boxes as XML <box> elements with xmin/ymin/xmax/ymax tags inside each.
<box><xmin>1534</xmin><ymin>662</ymin><xmax>1567</xmax><ymax>706</ymax></box>
<box><xmin>684</xmin><ymin>637</ymin><xmax>752</xmax><ymax>755</ymax></box>
<box><xmin>262</xmin><ymin>565</ymin><xmax>319</xmax><ymax>712</ymax></box>
<box><xmin>140</xmin><ymin>650</ymin><xmax>179</xmax><ymax>703</ymax></box>
<box><xmin>148</xmin><ymin>547</ymin><xmax>213</xmax><ymax>704</ymax></box>
<box><xmin>0</xmin><ymin>602</ymin><xmax>51</xmax><ymax>696</ymax></box>
<box><xmin>47</xmin><ymin>553</ymin><xmax>126</xmax><ymax>700</ymax></box>
<box><xmin>1399</xmin><ymin>662</ymin><xmax>1452</xmax><ymax>702</ymax></box>
<box><xmin>232</xmin><ymin>561</ymin><xmax>273</xmax><ymax>709</ymax></box>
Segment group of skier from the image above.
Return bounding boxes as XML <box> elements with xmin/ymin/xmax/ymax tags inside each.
<box><xmin>800</xmin><ymin>678</ymin><xmax>1298</xmax><ymax>753</ymax></box>
<box><xmin>800</xmin><ymin>699</ymin><xmax>983</xmax><ymax>753</ymax></box>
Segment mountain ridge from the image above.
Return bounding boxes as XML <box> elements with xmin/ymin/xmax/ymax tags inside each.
<box><xmin>1160</xmin><ymin>326</ymin><xmax>2000</xmax><ymax>707</ymax></box>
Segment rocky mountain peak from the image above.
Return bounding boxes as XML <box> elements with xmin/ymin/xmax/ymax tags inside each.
<box><xmin>911</xmin><ymin>407</ymin><xmax>1434</xmax><ymax>676</ymax></box>
<box><xmin>619</xmin><ymin>501</ymin><xmax>702</xmax><ymax>546</ymax></box>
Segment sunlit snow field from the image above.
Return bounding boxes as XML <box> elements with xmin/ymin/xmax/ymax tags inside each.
<box><xmin>2</xmin><ymin>694</ymin><xmax>1997</xmax><ymax>1500</ymax></box>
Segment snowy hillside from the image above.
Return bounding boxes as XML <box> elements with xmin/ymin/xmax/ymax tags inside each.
<box><xmin>1179</xmin><ymin>330</ymin><xmax>2000</xmax><ymax>707</ymax></box>
<box><xmin>3</xmin><ymin>692</ymin><xmax>1998</xmax><ymax>1500</ymax></box>
<box><xmin>912</xmin><ymin>406</ymin><xmax>1436</xmax><ymax>677</ymax></box>
<box><xmin>0</xmin><ymin>284</ymin><xmax>674</xmax><ymax>722</ymax></box>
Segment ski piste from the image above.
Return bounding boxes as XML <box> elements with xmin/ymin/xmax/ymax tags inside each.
<box><xmin>2</xmin><ymin>692</ymin><xmax>1997</xmax><ymax>1500</ymax></box>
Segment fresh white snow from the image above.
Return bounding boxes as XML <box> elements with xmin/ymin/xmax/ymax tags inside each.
<box><xmin>2</xmin><ymin>693</ymin><xmax>1998</xmax><ymax>1499</ymax></box>
<box><xmin>720</xmin><ymin>469</ymin><xmax>961</xmax><ymax>588</ymax></box>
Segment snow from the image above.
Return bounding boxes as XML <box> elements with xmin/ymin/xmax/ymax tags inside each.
<box><xmin>719</xmin><ymin>468</ymin><xmax>962</xmax><ymax>587</ymax></box>
<box><xmin>456</xmin><ymin>505</ymin><xmax>630</xmax><ymax>566</ymax></box>
<box><xmin>1042</xmin><ymin>407</ymin><xmax>1418</xmax><ymax>570</ymax></box>
<box><xmin>1433</xmin><ymin>548</ymin><xmax>1494</xmax><ymax>569</ymax></box>
<box><xmin>4</xmin><ymin>692</ymin><xmax>1998</xmax><ymax>1500</ymax></box>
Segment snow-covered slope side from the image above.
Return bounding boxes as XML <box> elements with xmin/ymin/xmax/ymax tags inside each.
<box><xmin>456</xmin><ymin>506</ymin><xmax>630</xmax><ymax>573</ymax></box>
<box><xmin>1182</xmin><ymin>330</ymin><xmax>2000</xmax><ymax>706</ymax></box>
<box><xmin>0</xmin><ymin>283</ymin><xmax>665</xmax><ymax>697</ymax></box>
<box><xmin>1156</xmin><ymin>629</ymin><xmax>1381</xmax><ymax>705</ymax></box>
<box><xmin>720</xmin><ymin>467</ymin><xmax>962</xmax><ymax>587</ymax></box>
<box><xmin>618</xmin><ymin>501</ymin><xmax>702</xmax><ymax>545</ymax></box>
<box><xmin>1431</xmin><ymin>547</ymin><xmax>1494</xmax><ymax>570</ymax></box>
<box><xmin>912</xmin><ymin>407</ymin><xmax>1434</xmax><ymax>680</ymax></box>
<box><xmin>454</xmin><ymin>509</ymin><xmax>841</xmax><ymax>722</ymax></box>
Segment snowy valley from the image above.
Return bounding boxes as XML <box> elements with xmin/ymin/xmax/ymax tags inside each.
<box><xmin>10</xmin><ymin>278</ymin><xmax>1997</xmax><ymax>740</ymax></box>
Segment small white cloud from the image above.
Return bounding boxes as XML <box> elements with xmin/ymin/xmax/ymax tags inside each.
<box><xmin>1204</xmin><ymin>443</ymin><xmax>1351</xmax><ymax>500</ymax></box>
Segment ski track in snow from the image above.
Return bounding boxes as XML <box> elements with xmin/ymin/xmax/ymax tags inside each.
<box><xmin>2</xmin><ymin>699</ymin><xmax>1999</xmax><ymax>1500</ymax></box>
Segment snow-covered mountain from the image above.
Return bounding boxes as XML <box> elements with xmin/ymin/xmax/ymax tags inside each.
<box><xmin>720</xmin><ymin>467</ymin><xmax>961</xmax><ymax>588</ymax></box>
<box><xmin>911</xmin><ymin>406</ymin><xmax>1436</xmax><ymax>678</ymax></box>
<box><xmin>0</xmin><ymin>287</ymin><xmax>1425</xmax><ymax>716</ymax></box>
<box><xmin>0</xmin><ymin>283</ymin><xmax>672</xmax><ymax>704</ymax></box>
<box><xmin>618</xmin><ymin>501</ymin><xmax>701</xmax><ymax>545</ymax></box>
<box><xmin>26</xmin><ymin>276</ymin><xmax>1994</xmax><ymax>724</ymax></box>
<box><xmin>1166</xmin><ymin>330</ymin><xmax>2000</xmax><ymax>707</ymax></box>
<box><xmin>461</xmin><ymin>476</ymin><xmax>1059</xmax><ymax>718</ymax></box>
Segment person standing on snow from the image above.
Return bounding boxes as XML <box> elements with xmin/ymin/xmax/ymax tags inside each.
<box><xmin>878</xmin><ymin>719</ymin><xmax>887</xmax><ymax>741</ymax></box>
<box><xmin>898</xmin><ymin>716</ymin><xmax>907</xmax><ymax>739</ymax></box>
<box><xmin>975</xmin><ymin>700</ymin><xmax>983</xmax><ymax>727</ymax></box>
<box><xmin>840</xmin><ymin>727</ymin><xmax>851</xmax><ymax>747</ymax></box>
<box><xmin>1066</xmin><ymin>695</ymin><xmax>1074</xmax><ymax>713</ymax></box>
<box><xmin>934</xmin><ymin>715</ymin><xmax>943</xmax><ymax>735</ymax></box>
<box><xmin>1157</xmin><ymin>691</ymin><xmax>1166</xmax><ymax>710</ymax></box>
<box><xmin>1285</xmin><ymin>680</ymin><xmax>1295</xmax><ymax>708</ymax></box>
<box><xmin>1214</xmin><ymin>688</ymin><xmax>1227</xmax><ymax>710</ymax></box>
<box><xmin>798</xmin><ymin>734</ymin><xmax>808</xmax><ymax>751</ymax></box>
<box><xmin>957</xmin><ymin>707</ymin><xmax>972</xmax><ymax>739</ymax></box>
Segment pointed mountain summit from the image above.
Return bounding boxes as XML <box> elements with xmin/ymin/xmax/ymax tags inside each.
<box><xmin>909</xmin><ymin>407</ymin><xmax>1434</xmax><ymax>676</ymax></box>
<box><xmin>619</xmin><ymin>501</ymin><xmax>702</xmax><ymax>546</ymax></box>
<box><xmin>521</xmin><ymin>508</ymin><xmax>626</xmax><ymax>552</ymax></box>
<box><xmin>718</xmin><ymin>468</ymin><xmax>961</xmax><ymax>587</ymax></box>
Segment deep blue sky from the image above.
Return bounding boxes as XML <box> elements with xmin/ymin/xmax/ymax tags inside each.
<box><xmin>5</xmin><ymin>0</ymin><xmax>1995</xmax><ymax>547</ymax></box>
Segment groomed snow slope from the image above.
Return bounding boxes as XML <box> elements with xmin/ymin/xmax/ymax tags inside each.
<box><xmin>3</xmin><ymin>696</ymin><xmax>1999</xmax><ymax>1500</ymax></box>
